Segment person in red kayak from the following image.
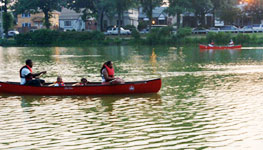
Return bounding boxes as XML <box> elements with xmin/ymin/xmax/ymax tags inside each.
<box><xmin>228</xmin><ymin>39</ymin><xmax>234</xmax><ymax>47</ymax></box>
<box><xmin>100</xmin><ymin>61</ymin><xmax>124</xmax><ymax>84</ymax></box>
<box><xmin>19</xmin><ymin>59</ymin><xmax>47</xmax><ymax>86</ymax></box>
<box><xmin>208</xmin><ymin>41</ymin><xmax>215</xmax><ymax>47</ymax></box>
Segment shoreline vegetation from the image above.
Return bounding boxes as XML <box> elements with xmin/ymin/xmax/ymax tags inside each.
<box><xmin>1</xmin><ymin>27</ymin><xmax>263</xmax><ymax>47</ymax></box>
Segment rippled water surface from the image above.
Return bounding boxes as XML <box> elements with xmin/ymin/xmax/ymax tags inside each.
<box><xmin>1</xmin><ymin>46</ymin><xmax>263</xmax><ymax>149</ymax></box>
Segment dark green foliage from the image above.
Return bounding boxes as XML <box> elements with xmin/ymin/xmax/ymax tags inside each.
<box><xmin>176</xmin><ymin>27</ymin><xmax>192</xmax><ymax>38</ymax></box>
<box><xmin>3</xmin><ymin>12</ymin><xmax>13</xmax><ymax>37</ymax></box>
<box><xmin>140</xmin><ymin>0</ymin><xmax>163</xmax><ymax>29</ymax></box>
<box><xmin>15</xmin><ymin>30</ymin><xmax>59</xmax><ymax>45</ymax></box>
<box><xmin>233</xmin><ymin>34</ymin><xmax>250</xmax><ymax>45</ymax></box>
<box><xmin>172</xmin><ymin>27</ymin><xmax>193</xmax><ymax>44</ymax></box>
<box><xmin>206</xmin><ymin>32</ymin><xmax>231</xmax><ymax>44</ymax></box>
<box><xmin>15</xmin><ymin>29</ymin><xmax>105</xmax><ymax>46</ymax></box>
<box><xmin>131</xmin><ymin>29</ymin><xmax>140</xmax><ymax>40</ymax></box>
<box><xmin>146</xmin><ymin>26</ymin><xmax>173</xmax><ymax>44</ymax></box>
<box><xmin>0</xmin><ymin>39</ymin><xmax>16</xmax><ymax>46</ymax></box>
<box><xmin>124</xmin><ymin>25</ymin><xmax>136</xmax><ymax>31</ymax></box>
<box><xmin>14</xmin><ymin>0</ymin><xmax>64</xmax><ymax>29</ymax></box>
<box><xmin>138</xmin><ymin>21</ymin><xmax>148</xmax><ymax>31</ymax></box>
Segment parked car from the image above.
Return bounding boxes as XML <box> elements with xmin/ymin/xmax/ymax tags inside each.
<box><xmin>208</xmin><ymin>27</ymin><xmax>220</xmax><ymax>33</ymax></box>
<box><xmin>8</xmin><ymin>30</ymin><xmax>19</xmax><ymax>37</ymax></box>
<box><xmin>192</xmin><ymin>27</ymin><xmax>208</xmax><ymax>34</ymax></box>
<box><xmin>106</xmin><ymin>27</ymin><xmax>131</xmax><ymax>35</ymax></box>
<box><xmin>241</xmin><ymin>25</ymin><xmax>253</xmax><ymax>33</ymax></box>
<box><xmin>219</xmin><ymin>25</ymin><xmax>239</xmax><ymax>33</ymax></box>
<box><xmin>252</xmin><ymin>24</ymin><xmax>263</xmax><ymax>31</ymax></box>
<box><xmin>139</xmin><ymin>28</ymin><xmax>149</xmax><ymax>34</ymax></box>
<box><xmin>219</xmin><ymin>25</ymin><xmax>238</xmax><ymax>31</ymax></box>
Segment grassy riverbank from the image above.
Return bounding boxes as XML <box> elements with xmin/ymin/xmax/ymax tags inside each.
<box><xmin>1</xmin><ymin>28</ymin><xmax>263</xmax><ymax>47</ymax></box>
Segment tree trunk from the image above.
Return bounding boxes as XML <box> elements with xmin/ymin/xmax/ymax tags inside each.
<box><xmin>212</xmin><ymin>10</ymin><xmax>215</xmax><ymax>27</ymax></box>
<box><xmin>176</xmin><ymin>13</ymin><xmax>181</xmax><ymax>28</ymax></box>
<box><xmin>2</xmin><ymin>0</ymin><xmax>8</xmax><ymax>38</ymax></box>
<box><xmin>149</xmin><ymin>0</ymin><xmax>153</xmax><ymax>30</ymax></box>
<box><xmin>100</xmin><ymin>9</ymin><xmax>104</xmax><ymax>32</ymax></box>
<box><xmin>194</xmin><ymin>12</ymin><xmax>198</xmax><ymax>27</ymax></box>
<box><xmin>201</xmin><ymin>12</ymin><xmax>205</xmax><ymax>27</ymax></box>
<box><xmin>3</xmin><ymin>0</ymin><xmax>7</xmax><ymax>13</ymax></box>
<box><xmin>43</xmin><ymin>10</ymin><xmax>50</xmax><ymax>29</ymax></box>
<box><xmin>97</xmin><ymin>8</ymin><xmax>105</xmax><ymax>32</ymax></box>
<box><xmin>118</xmin><ymin>9</ymin><xmax>121</xmax><ymax>36</ymax></box>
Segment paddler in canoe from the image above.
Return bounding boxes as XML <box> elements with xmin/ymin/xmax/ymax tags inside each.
<box><xmin>100</xmin><ymin>61</ymin><xmax>125</xmax><ymax>85</ymax></box>
<box><xmin>228</xmin><ymin>39</ymin><xmax>234</xmax><ymax>47</ymax></box>
<box><xmin>19</xmin><ymin>59</ymin><xmax>47</xmax><ymax>86</ymax></box>
<box><xmin>208</xmin><ymin>41</ymin><xmax>215</xmax><ymax>47</ymax></box>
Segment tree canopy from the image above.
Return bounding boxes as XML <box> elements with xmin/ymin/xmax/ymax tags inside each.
<box><xmin>140</xmin><ymin>0</ymin><xmax>163</xmax><ymax>29</ymax></box>
<box><xmin>14</xmin><ymin>0</ymin><xmax>65</xmax><ymax>29</ymax></box>
<box><xmin>165</xmin><ymin>0</ymin><xmax>192</xmax><ymax>28</ymax></box>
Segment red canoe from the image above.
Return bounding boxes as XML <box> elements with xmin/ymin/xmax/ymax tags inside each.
<box><xmin>0</xmin><ymin>78</ymin><xmax>161</xmax><ymax>96</ymax></box>
<box><xmin>199</xmin><ymin>44</ymin><xmax>242</xmax><ymax>49</ymax></box>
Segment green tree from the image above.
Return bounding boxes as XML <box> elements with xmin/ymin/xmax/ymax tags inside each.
<box><xmin>1</xmin><ymin>0</ymin><xmax>13</xmax><ymax>38</ymax></box>
<box><xmin>66</xmin><ymin>0</ymin><xmax>115</xmax><ymax>31</ymax></box>
<box><xmin>3</xmin><ymin>13</ymin><xmax>13</xmax><ymax>36</ymax></box>
<box><xmin>140</xmin><ymin>0</ymin><xmax>163</xmax><ymax>30</ymax></box>
<box><xmin>95</xmin><ymin>0</ymin><xmax>115</xmax><ymax>31</ymax></box>
<box><xmin>191</xmin><ymin>0</ymin><xmax>213</xmax><ymax>27</ymax></box>
<box><xmin>14</xmin><ymin>0</ymin><xmax>65</xmax><ymax>29</ymax></box>
<box><xmin>165</xmin><ymin>0</ymin><xmax>192</xmax><ymax>28</ymax></box>
<box><xmin>65</xmin><ymin>0</ymin><xmax>96</xmax><ymax>27</ymax></box>
<box><xmin>243</xmin><ymin>0</ymin><xmax>263</xmax><ymax>24</ymax></box>
<box><xmin>211</xmin><ymin>0</ymin><xmax>237</xmax><ymax>26</ymax></box>
<box><xmin>112</xmin><ymin>0</ymin><xmax>137</xmax><ymax>35</ymax></box>
<box><xmin>219</xmin><ymin>6</ymin><xmax>240</xmax><ymax>25</ymax></box>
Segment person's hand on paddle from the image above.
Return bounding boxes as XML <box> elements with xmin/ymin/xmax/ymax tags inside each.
<box><xmin>41</xmin><ymin>71</ymin><xmax>47</xmax><ymax>75</ymax></box>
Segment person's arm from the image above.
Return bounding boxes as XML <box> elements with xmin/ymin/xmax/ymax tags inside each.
<box><xmin>31</xmin><ymin>71</ymin><xmax>47</xmax><ymax>78</ymax></box>
<box><xmin>102</xmin><ymin>69</ymin><xmax>114</xmax><ymax>81</ymax></box>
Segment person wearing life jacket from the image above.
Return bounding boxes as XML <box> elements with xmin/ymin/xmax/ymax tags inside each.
<box><xmin>20</xmin><ymin>59</ymin><xmax>47</xmax><ymax>86</ymax></box>
<box><xmin>229</xmin><ymin>39</ymin><xmax>234</xmax><ymax>47</ymax></box>
<box><xmin>100</xmin><ymin>61</ymin><xmax>124</xmax><ymax>84</ymax></box>
<box><xmin>72</xmin><ymin>78</ymin><xmax>89</xmax><ymax>86</ymax></box>
<box><xmin>208</xmin><ymin>41</ymin><xmax>215</xmax><ymax>47</ymax></box>
<box><xmin>54</xmin><ymin>76</ymin><xmax>65</xmax><ymax>86</ymax></box>
<box><xmin>79</xmin><ymin>78</ymin><xmax>88</xmax><ymax>86</ymax></box>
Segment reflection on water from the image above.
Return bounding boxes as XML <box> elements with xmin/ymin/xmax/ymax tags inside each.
<box><xmin>1</xmin><ymin>46</ymin><xmax>263</xmax><ymax>149</ymax></box>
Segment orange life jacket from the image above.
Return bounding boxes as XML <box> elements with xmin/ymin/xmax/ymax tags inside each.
<box><xmin>19</xmin><ymin>65</ymin><xmax>33</xmax><ymax>81</ymax></box>
<box><xmin>104</xmin><ymin>65</ymin><xmax>114</xmax><ymax>77</ymax></box>
<box><xmin>55</xmin><ymin>81</ymin><xmax>65</xmax><ymax>86</ymax></box>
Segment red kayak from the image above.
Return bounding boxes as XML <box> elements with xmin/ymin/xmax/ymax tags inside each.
<box><xmin>199</xmin><ymin>44</ymin><xmax>242</xmax><ymax>49</ymax></box>
<box><xmin>0</xmin><ymin>78</ymin><xmax>161</xmax><ymax>96</ymax></box>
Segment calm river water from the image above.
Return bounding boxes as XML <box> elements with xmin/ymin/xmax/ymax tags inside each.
<box><xmin>1</xmin><ymin>46</ymin><xmax>263</xmax><ymax>149</ymax></box>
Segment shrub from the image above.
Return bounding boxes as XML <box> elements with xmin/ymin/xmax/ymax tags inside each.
<box><xmin>131</xmin><ymin>29</ymin><xmax>140</xmax><ymax>39</ymax></box>
<box><xmin>124</xmin><ymin>25</ymin><xmax>136</xmax><ymax>31</ymax></box>
<box><xmin>176</xmin><ymin>27</ymin><xmax>192</xmax><ymax>38</ymax></box>
<box><xmin>233</xmin><ymin>34</ymin><xmax>250</xmax><ymax>44</ymax></box>
<box><xmin>146</xmin><ymin>26</ymin><xmax>173</xmax><ymax>44</ymax></box>
<box><xmin>15</xmin><ymin>29</ymin><xmax>105</xmax><ymax>46</ymax></box>
<box><xmin>206</xmin><ymin>32</ymin><xmax>231</xmax><ymax>44</ymax></box>
<box><xmin>138</xmin><ymin>21</ymin><xmax>148</xmax><ymax>31</ymax></box>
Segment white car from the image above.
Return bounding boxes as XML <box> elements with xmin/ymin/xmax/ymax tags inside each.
<box><xmin>252</xmin><ymin>24</ymin><xmax>263</xmax><ymax>31</ymax></box>
<box><xmin>8</xmin><ymin>31</ymin><xmax>19</xmax><ymax>37</ymax></box>
<box><xmin>106</xmin><ymin>27</ymin><xmax>131</xmax><ymax>35</ymax></box>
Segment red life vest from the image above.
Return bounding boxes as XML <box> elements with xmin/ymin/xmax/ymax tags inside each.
<box><xmin>104</xmin><ymin>65</ymin><xmax>114</xmax><ymax>77</ymax></box>
<box><xmin>55</xmin><ymin>81</ymin><xmax>65</xmax><ymax>86</ymax></box>
<box><xmin>19</xmin><ymin>65</ymin><xmax>33</xmax><ymax>81</ymax></box>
